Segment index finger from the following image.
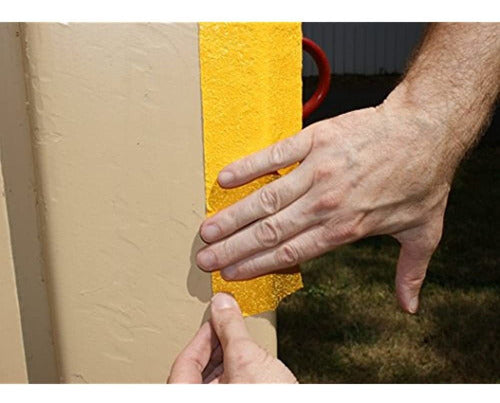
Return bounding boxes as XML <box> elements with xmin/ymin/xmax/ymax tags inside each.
<box><xmin>217</xmin><ymin>130</ymin><xmax>313</xmax><ymax>188</ymax></box>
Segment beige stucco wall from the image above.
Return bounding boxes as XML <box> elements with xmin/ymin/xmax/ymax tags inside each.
<box><xmin>16</xmin><ymin>23</ymin><xmax>276</xmax><ymax>383</ymax></box>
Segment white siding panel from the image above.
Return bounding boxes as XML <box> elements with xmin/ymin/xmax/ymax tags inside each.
<box><xmin>334</xmin><ymin>23</ymin><xmax>344</xmax><ymax>74</ymax></box>
<box><xmin>302</xmin><ymin>22</ymin><xmax>426</xmax><ymax>76</ymax></box>
<box><xmin>365</xmin><ymin>24</ymin><xmax>377</xmax><ymax>75</ymax></box>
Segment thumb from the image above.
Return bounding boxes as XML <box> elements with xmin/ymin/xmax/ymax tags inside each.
<box><xmin>394</xmin><ymin>220</ymin><xmax>443</xmax><ymax>314</ymax></box>
<box><xmin>395</xmin><ymin>241</ymin><xmax>433</xmax><ymax>314</ymax></box>
<box><xmin>210</xmin><ymin>293</ymin><xmax>251</xmax><ymax>350</ymax></box>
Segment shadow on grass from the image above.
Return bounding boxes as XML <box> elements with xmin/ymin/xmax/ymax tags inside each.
<box><xmin>424</xmin><ymin>291</ymin><xmax>500</xmax><ymax>383</ymax></box>
<box><xmin>277</xmin><ymin>281</ymin><xmax>383</xmax><ymax>382</ymax></box>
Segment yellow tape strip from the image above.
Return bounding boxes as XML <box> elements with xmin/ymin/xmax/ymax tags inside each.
<box><xmin>199</xmin><ymin>22</ymin><xmax>303</xmax><ymax>316</ymax></box>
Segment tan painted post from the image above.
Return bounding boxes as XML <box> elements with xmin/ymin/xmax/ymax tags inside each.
<box><xmin>15</xmin><ymin>23</ymin><xmax>276</xmax><ymax>383</ymax></box>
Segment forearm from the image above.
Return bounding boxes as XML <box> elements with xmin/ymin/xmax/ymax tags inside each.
<box><xmin>388</xmin><ymin>23</ymin><xmax>500</xmax><ymax>176</ymax></box>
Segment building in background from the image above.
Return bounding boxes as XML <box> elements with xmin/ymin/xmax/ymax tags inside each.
<box><xmin>302</xmin><ymin>22</ymin><xmax>426</xmax><ymax>76</ymax></box>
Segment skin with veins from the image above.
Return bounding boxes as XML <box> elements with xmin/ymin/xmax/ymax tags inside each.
<box><xmin>196</xmin><ymin>23</ymin><xmax>500</xmax><ymax>314</ymax></box>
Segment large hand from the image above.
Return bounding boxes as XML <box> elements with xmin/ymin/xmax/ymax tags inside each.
<box><xmin>167</xmin><ymin>293</ymin><xmax>297</xmax><ymax>384</ymax></box>
<box><xmin>196</xmin><ymin>94</ymin><xmax>453</xmax><ymax>314</ymax></box>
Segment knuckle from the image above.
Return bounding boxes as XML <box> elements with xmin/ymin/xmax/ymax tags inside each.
<box><xmin>269</xmin><ymin>143</ymin><xmax>285</xmax><ymax>166</ymax></box>
<box><xmin>216</xmin><ymin>315</ymin><xmax>235</xmax><ymax>340</ymax></box>
<box><xmin>321</xmin><ymin>227</ymin><xmax>339</xmax><ymax>246</ymax></box>
<box><xmin>221</xmin><ymin>265</ymin><xmax>241</xmax><ymax>280</ymax></box>
<box><xmin>311</xmin><ymin>191</ymin><xmax>341</xmax><ymax>213</ymax></box>
<box><xmin>238</xmin><ymin>158</ymin><xmax>255</xmax><ymax>178</ymax></box>
<box><xmin>311</xmin><ymin>125</ymin><xmax>332</xmax><ymax>149</ymax></box>
<box><xmin>223</xmin><ymin>208</ymin><xmax>239</xmax><ymax>230</ymax></box>
<box><xmin>312</xmin><ymin>162</ymin><xmax>335</xmax><ymax>183</ymax></box>
<box><xmin>350</xmin><ymin>222</ymin><xmax>364</xmax><ymax>240</ymax></box>
<box><xmin>323</xmin><ymin>221</ymin><xmax>362</xmax><ymax>245</ymax></box>
<box><xmin>258</xmin><ymin>187</ymin><xmax>280</xmax><ymax>214</ymax></box>
<box><xmin>400</xmin><ymin>271</ymin><xmax>427</xmax><ymax>289</ymax></box>
<box><xmin>428</xmin><ymin>226</ymin><xmax>443</xmax><ymax>250</ymax></box>
<box><xmin>219</xmin><ymin>240</ymin><xmax>236</xmax><ymax>265</ymax></box>
<box><xmin>227</xmin><ymin>339</ymin><xmax>258</xmax><ymax>368</ymax></box>
<box><xmin>232</xmin><ymin>261</ymin><xmax>258</xmax><ymax>280</ymax></box>
<box><xmin>255</xmin><ymin>218</ymin><xmax>281</xmax><ymax>247</ymax></box>
<box><xmin>320</xmin><ymin>218</ymin><xmax>341</xmax><ymax>244</ymax></box>
<box><xmin>424</xmin><ymin>234</ymin><xmax>441</xmax><ymax>253</ymax></box>
<box><xmin>275</xmin><ymin>244</ymin><xmax>300</xmax><ymax>267</ymax></box>
<box><xmin>231</xmin><ymin>353</ymin><xmax>253</xmax><ymax>371</ymax></box>
<box><xmin>415</xmin><ymin>225</ymin><xmax>443</xmax><ymax>254</ymax></box>
<box><xmin>340</xmin><ymin>224</ymin><xmax>358</xmax><ymax>241</ymax></box>
<box><xmin>408</xmin><ymin>272</ymin><xmax>427</xmax><ymax>285</ymax></box>
<box><xmin>217</xmin><ymin>309</ymin><xmax>240</xmax><ymax>329</ymax></box>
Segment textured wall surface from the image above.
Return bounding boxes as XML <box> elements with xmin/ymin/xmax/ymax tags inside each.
<box><xmin>2</xmin><ymin>22</ymin><xmax>281</xmax><ymax>383</ymax></box>
<box><xmin>302</xmin><ymin>22</ymin><xmax>426</xmax><ymax>76</ymax></box>
<box><xmin>199</xmin><ymin>23</ymin><xmax>303</xmax><ymax>316</ymax></box>
<box><xmin>18</xmin><ymin>22</ymin><xmax>231</xmax><ymax>383</ymax></box>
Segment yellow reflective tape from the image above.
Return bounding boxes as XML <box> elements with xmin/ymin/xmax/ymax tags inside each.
<box><xmin>199</xmin><ymin>22</ymin><xmax>303</xmax><ymax>316</ymax></box>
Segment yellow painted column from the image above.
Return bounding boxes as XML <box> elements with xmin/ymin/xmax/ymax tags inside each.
<box><xmin>199</xmin><ymin>23</ymin><xmax>303</xmax><ymax>316</ymax></box>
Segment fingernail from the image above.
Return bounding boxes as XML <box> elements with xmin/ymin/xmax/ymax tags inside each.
<box><xmin>197</xmin><ymin>249</ymin><xmax>217</xmax><ymax>270</ymax></box>
<box><xmin>408</xmin><ymin>296</ymin><xmax>419</xmax><ymax>314</ymax></box>
<box><xmin>201</xmin><ymin>223</ymin><xmax>220</xmax><ymax>241</ymax></box>
<box><xmin>221</xmin><ymin>266</ymin><xmax>237</xmax><ymax>280</ymax></box>
<box><xmin>211</xmin><ymin>292</ymin><xmax>238</xmax><ymax>310</ymax></box>
<box><xmin>218</xmin><ymin>171</ymin><xmax>234</xmax><ymax>186</ymax></box>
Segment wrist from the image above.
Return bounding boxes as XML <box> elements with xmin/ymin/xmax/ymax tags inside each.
<box><xmin>382</xmin><ymin>81</ymin><xmax>466</xmax><ymax>181</ymax></box>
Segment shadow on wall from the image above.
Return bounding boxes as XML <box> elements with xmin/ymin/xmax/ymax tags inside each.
<box><xmin>187</xmin><ymin>232</ymin><xmax>277</xmax><ymax>329</ymax></box>
<box><xmin>187</xmin><ymin>233</ymin><xmax>212</xmax><ymax>325</ymax></box>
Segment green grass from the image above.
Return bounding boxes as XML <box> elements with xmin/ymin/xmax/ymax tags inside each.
<box><xmin>277</xmin><ymin>144</ymin><xmax>500</xmax><ymax>383</ymax></box>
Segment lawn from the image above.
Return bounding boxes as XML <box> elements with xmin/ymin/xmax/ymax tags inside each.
<box><xmin>277</xmin><ymin>77</ymin><xmax>499</xmax><ymax>383</ymax></box>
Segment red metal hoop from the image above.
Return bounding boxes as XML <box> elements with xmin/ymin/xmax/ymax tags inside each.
<box><xmin>302</xmin><ymin>37</ymin><xmax>331</xmax><ymax>120</ymax></box>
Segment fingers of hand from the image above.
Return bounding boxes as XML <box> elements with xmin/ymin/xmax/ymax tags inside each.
<box><xmin>217</xmin><ymin>131</ymin><xmax>312</xmax><ymax>189</ymax></box>
<box><xmin>200</xmin><ymin>165</ymin><xmax>312</xmax><ymax>244</ymax></box>
<box><xmin>167</xmin><ymin>321</ymin><xmax>216</xmax><ymax>384</ymax></box>
<box><xmin>219</xmin><ymin>225</ymin><xmax>332</xmax><ymax>280</ymax></box>
<box><xmin>197</xmin><ymin>195</ymin><xmax>317</xmax><ymax>272</ymax></box>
